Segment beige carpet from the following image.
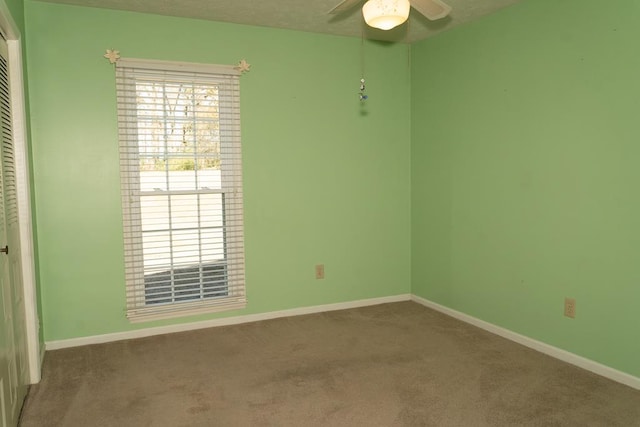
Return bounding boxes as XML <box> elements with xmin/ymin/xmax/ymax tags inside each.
<box><xmin>19</xmin><ymin>302</ymin><xmax>640</xmax><ymax>426</ymax></box>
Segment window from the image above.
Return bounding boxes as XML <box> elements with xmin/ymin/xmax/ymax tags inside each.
<box><xmin>116</xmin><ymin>58</ymin><xmax>246</xmax><ymax>322</ymax></box>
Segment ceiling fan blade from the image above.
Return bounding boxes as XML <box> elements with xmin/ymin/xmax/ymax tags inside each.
<box><xmin>409</xmin><ymin>0</ymin><xmax>451</xmax><ymax>20</ymax></box>
<box><xmin>328</xmin><ymin>0</ymin><xmax>364</xmax><ymax>15</ymax></box>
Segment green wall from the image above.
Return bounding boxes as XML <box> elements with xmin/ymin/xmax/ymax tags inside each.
<box><xmin>4</xmin><ymin>0</ymin><xmax>23</xmax><ymax>33</ymax></box>
<box><xmin>25</xmin><ymin>0</ymin><xmax>640</xmax><ymax>380</ymax></box>
<box><xmin>25</xmin><ymin>1</ymin><xmax>411</xmax><ymax>341</ymax></box>
<box><xmin>411</xmin><ymin>0</ymin><xmax>640</xmax><ymax>377</ymax></box>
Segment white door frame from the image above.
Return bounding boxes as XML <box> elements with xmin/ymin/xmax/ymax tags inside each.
<box><xmin>0</xmin><ymin>1</ymin><xmax>41</xmax><ymax>383</ymax></box>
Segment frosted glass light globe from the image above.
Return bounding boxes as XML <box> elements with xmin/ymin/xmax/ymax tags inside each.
<box><xmin>362</xmin><ymin>0</ymin><xmax>411</xmax><ymax>31</ymax></box>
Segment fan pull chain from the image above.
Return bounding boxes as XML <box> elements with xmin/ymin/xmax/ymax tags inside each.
<box><xmin>359</xmin><ymin>31</ymin><xmax>368</xmax><ymax>101</ymax></box>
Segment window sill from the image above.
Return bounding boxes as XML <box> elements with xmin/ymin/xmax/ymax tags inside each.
<box><xmin>127</xmin><ymin>297</ymin><xmax>247</xmax><ymax>323</ymax></box>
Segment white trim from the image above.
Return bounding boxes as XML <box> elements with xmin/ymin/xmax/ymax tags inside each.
<box><xmin>8</xmin><ymin>40</ymin><xmax>40</xmax><ymax>385</ymax></box>
<box><xmin>45</xmin><ymin>294</ymin><xmax>411</xmax><ymax>350</ymax></box>
<box><xmin>411</xmin><ymin>295</ymin><xmax>640</xmax><ymax>391</ymax></box>
<box><xmin>117</xmin><ymin>57</ymin><xmax>240</xmax><ymax>76</ymax></box>
<box><xmin>44</xmin><ymin>293</ymin><xmax>640</xmax><ymax>391</ymax></box>
<box><xmin>0</xmin><ymin>0</ymin><xmax>41</xmax><ymax>384</ymax></box>
<box><xmin>127</xmin><ymin>298</ymin><xmax>247</xmax><ymax>323</ymax></box>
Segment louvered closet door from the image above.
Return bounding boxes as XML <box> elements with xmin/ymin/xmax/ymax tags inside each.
<box><xmin>0</xmin><ymin>33</ymin><xmax>27</xmax><ymax>427</ymax></box>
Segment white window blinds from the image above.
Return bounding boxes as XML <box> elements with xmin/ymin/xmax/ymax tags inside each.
<box><xmin>115</xmin><ymin>58</ymin><xmax>246</xmax><ymax>322</ymax></box>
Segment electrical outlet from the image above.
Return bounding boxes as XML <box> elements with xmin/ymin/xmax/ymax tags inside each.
<box><xmin>564</xmin><ymin>297</ymin><xmax>576</xmax><ymax>319</ymax></box>
<box><xmin>315</xmin><ymin>264</ymin><xmax>325</xmax><ymax>279</ymax></box>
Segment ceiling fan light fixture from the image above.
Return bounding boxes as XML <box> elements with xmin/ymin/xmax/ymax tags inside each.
<box><xmin>362</xmin><ymin>0</ymin><xmax>411</xmax><ymax>31</ymax></box>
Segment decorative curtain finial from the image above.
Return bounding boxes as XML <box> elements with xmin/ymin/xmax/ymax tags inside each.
<box><xmin>234</xmin><ymin>59</ymin><xmax>251</xmax><ymax>74</ymax></box>
<box><xmin>104</xmin><ymin>49</ymin><xmax>121</xmax><ymax>64</ymax></box>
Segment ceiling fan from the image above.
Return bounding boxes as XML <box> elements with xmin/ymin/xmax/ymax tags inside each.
<box><xmin>328</xmin><ymin>0</ymin><xmax>451</xmax><ymax>31</ymax></box>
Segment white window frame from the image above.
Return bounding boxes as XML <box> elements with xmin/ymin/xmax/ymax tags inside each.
<box><xmin>116</xmin><ymin>58</ymin><xmax>246</xmax><ymax>322</ymax></box>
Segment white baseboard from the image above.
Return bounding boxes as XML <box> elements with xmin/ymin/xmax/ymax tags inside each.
<box><xmin>45</xmin><ymin>294</ymin><xmax>412</xmax><ymax>351</ymax></box>
<box><xmin>44</xmin><ymin>292</ymin><xmax>639</xmax><ymax>391</ymax></box>
<box><xmin>411</xmin><ymin>295</ymin><xmax>640</xmax><ymax>391</ymax></box>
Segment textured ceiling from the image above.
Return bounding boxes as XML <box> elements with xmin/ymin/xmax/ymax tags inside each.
<box><xmin>38</xmin><ymin>0</ymin><xmax>522</xmax><ymax>42</ymax></box>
